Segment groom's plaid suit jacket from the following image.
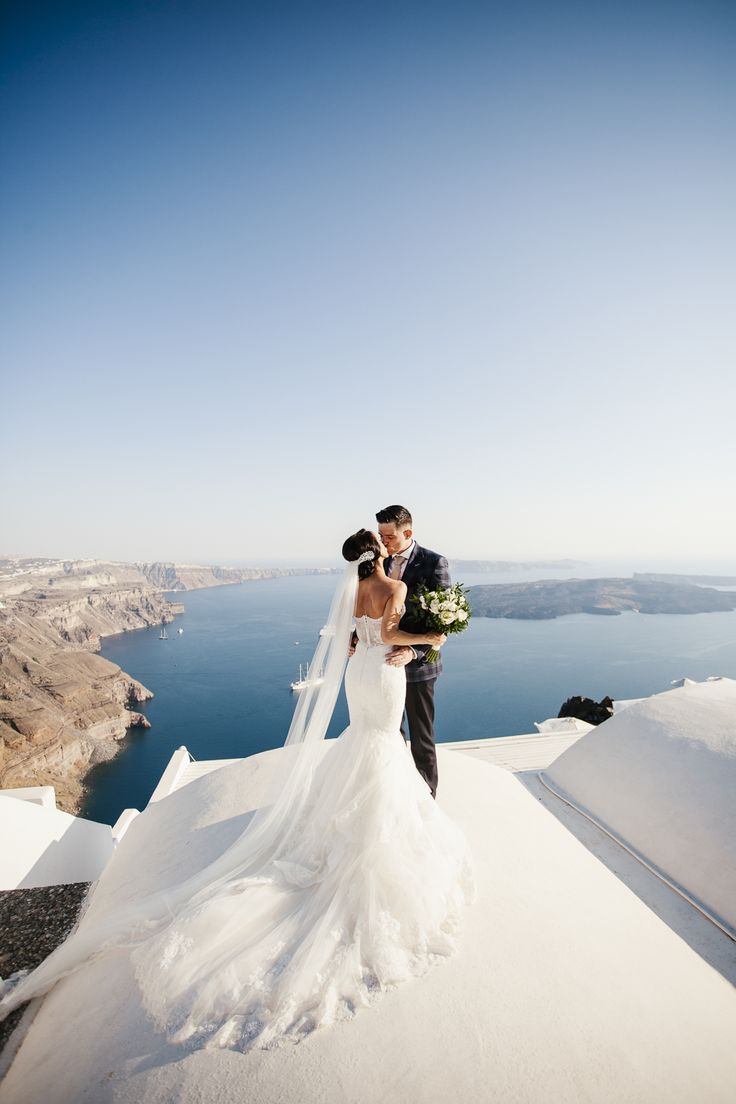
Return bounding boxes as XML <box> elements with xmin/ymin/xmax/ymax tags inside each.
<box><xmin>387</xmin><ymin>543</ymin><xmax>451</xmax><ymax>684</ymax></box>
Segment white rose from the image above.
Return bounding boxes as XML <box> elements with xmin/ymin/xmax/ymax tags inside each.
<box><xmin>440</xmin><ymin>610</ymin><xmax>454</xmax><ymax>624</ymax></box>
<box><xmin>456</xmin><ymin>610</ymin><xmax>468</xmax><ymax>621</ymax></box>
<box><xmin>430</xmin><ymin>601</ymin><xmax>440</xmax><ymax>615</ymax></box>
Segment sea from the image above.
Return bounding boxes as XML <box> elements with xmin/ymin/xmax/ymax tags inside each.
<box><xmin>81</xmin><ymin>566</ymin><xmax>736</xmax><ymax>825</ymax></box>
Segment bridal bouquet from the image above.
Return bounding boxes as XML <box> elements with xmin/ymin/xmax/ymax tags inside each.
<box><xmin>409</xmin><ymin>583</ymin><xmax>472</xmax><ymax>663</ymax></box>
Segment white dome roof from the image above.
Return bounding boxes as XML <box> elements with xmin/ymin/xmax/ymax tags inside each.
<box><xmin>542</xmin><ymin>676</ymin><xmax>736</xmax><ymax>933</ymax></box>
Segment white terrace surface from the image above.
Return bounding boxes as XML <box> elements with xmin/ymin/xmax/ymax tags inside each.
<box><xmin>2</xmin><ymin>685</ymin><xmax>736</xmax><ymax>1103</ymax></box>
<box><xmin>152</xmin><ymin>728</ymin><xmax>588</xmax><ymax>801</ymax></box>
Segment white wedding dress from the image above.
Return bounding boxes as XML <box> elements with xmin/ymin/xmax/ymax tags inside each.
<box><xmin>0</xmin><ymin>591</ymin><xmax>475</xmax><ymax>1054</ymax></box>
<box><xmin>127</xmin><ymin>610</ymin><xmax>475</xmax><ymax>1050</ymax></box>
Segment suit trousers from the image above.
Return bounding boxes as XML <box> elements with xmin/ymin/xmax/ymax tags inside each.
<box><xmin>401</xmin><ymin>678</ymin><xmax>438</xmax><ymax>799</ymax></box>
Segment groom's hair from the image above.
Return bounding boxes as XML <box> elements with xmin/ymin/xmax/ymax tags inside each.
<box><xmin>342</xmin><ymin>529</ymin><xmax>382</xmax><ymax>580</ymax></box>
<box><xmin>376</xmin><ymin>505</ymin><xmax>412</xmax><ymax>530</ymax></box>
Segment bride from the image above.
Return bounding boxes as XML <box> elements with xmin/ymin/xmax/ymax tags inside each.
<box><xmin>0</xmin><ymin>529</ymin><xmax>475</xmax><ymax>1052</ymax></box>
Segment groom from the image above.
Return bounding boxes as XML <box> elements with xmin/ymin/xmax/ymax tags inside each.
<box><xmin>377</xmin><ymin>504</ymin><xmax>451</xmax><ymax>799</ymax></box>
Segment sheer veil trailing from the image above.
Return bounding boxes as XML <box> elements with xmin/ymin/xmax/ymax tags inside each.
<box><xmin>0</xmin><ymin>562</ymin><xmax>361</xmax><ymax>1020</ymax></box>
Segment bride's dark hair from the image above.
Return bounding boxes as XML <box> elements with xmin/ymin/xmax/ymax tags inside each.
<box><xmin>342</xmin><ymin>529</ymin><xmax>382</xmax><ymax>580</ymax></box>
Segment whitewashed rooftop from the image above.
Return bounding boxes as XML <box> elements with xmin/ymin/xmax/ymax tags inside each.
<box><xmin>2</xmin><ymin>682</ymin><xmax>735</xmax><ymax>1102</ymax></box>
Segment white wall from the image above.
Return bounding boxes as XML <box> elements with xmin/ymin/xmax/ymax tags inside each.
<box><xmin>0</xmin><ymin>794</ymin><xmax>114</xmax><ymax>889</ymax></box>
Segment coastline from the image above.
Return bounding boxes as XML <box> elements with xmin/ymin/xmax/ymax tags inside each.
<box><xmin>7</xmin><ymin>559</ymin><xmax>736</xmax><ymax>820</ymax></box>
<box><xmin>0</xmin><ymin>586</ymin><xmax>180</xmax><ymax>816</ymax></box>
<box><xmin>0</xmin><ymin>558</ymin><xmax>338</xmax><ymax>817</ymax></box>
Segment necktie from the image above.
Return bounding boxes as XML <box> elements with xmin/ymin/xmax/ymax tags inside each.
<box><xmin>389</xmin><ymin>554</ymin><xmax>405</xmax><ymax>580</ymax></box>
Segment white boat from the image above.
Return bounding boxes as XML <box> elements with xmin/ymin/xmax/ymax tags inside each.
<box><xmin>159</xmin><ymin>626</ymin><xmax>168</xmax><ymax>640</ymax></box>
<box><xmin>177</xmin><ymin>628</ymin><xmax>184</xmax><ymax>635</ymax></box>
<box><xmin>290</xmin><ymin>662</ymin><xmax>324</xmax><ymax>692</ymax></box>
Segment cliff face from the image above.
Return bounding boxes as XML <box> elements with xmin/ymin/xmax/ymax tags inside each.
<box><xmin>0</xmin><ymin>557</ymin><xmax>339</xmax><ymax>596</ymax></box>
<box><xmin>31</xmin><ymin>586</ymin><xmax>182</xmax><ymax>650</ymax></box>
<box><xmin>0</xmin><ymin>573</ymin><xmax>183</xmax><ymax>815</ymax></box>
<box><xmin>0</xmin><ymin>556</ymin><xmax>338</xmax><ymax>817</ymax></box>
<box><xmin>135</xmin><ymin>561</ymin><xmax>340</xmax><ymax>591</ymax></box>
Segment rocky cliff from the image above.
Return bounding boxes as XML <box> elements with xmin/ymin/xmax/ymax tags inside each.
<box><xmin>0</xmin><ymin>557</ymin><xmax>339</xmax><ymax>817</ymax></box>
<box><xmin>0</xmin><ymin>557</ymin><xmax>340</xmax><ymax>598</ymax></box>
<box><xmin>0</xmin><ymin>588</ymin><xmax>182</xmax><ymax>816</ymax></box>
<box><xmin>0</xmin><ymin>561</ymin><xmax>189</xmax><ymax>815</ymax></box>
<box><xmin>134</xmin><ymin>561</ymin><xmax>340</xmax><ymax>591</ymax></box>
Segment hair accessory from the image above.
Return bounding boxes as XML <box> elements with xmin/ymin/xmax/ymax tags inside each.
<box><xmin>356</xmin><ymin>550</ymin><xmax>376</xmax><ymax>565</ymax></box>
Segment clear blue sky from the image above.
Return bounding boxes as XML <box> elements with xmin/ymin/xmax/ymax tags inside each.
<box><xmin>2</xmin><ymin>0</ymin><xmax>734</xmax><ymax>564</ymax></box>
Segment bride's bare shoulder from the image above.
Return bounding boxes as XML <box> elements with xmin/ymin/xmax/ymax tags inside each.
<box><xmin>357</xmin><ymin>577</ymin><xmax>397</xmax><ymax>617</ymax></box>
<box><xmin>383</xmin><ymin>579</ymin><xmax>407</xmax><ymax>604</ymax></box>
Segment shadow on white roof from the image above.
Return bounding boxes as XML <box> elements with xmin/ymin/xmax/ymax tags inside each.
<box><xmin>541</xmin><ymin>676</ymin><xmax>736</xmax><ymax>936</ymax></box>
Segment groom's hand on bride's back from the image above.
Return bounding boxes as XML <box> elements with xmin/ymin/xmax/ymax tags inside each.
<box><xmin>385</xmin><ymin>645</ymin><xmax>416</xmax><ymax>667</ymax></box>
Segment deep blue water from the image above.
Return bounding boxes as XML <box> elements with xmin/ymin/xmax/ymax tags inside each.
<box><xmin>81</xmin><ymin>574</ymin><xmax>736</xmax><ymax>825</ymax></box>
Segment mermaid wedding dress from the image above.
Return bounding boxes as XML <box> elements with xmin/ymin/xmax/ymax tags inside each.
<box><xmin>0</xmin><ymin>574</ymin><xmax>475</xmax><ymax>1053</ymax></box>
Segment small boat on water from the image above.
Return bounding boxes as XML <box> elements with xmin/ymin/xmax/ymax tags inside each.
<box><xmin>159</xmin><ymin>626</ymin><xmax>169</xmax><ymax>640</ymax></box>
<box><xmin>177</xmin><ymin>628</ymin><xmax>184</xmax><ymax>634</ymax></box>
<box><xmin>290</xmin><ymin>662</ymin><xmax>324</xmax><ymax>692</ymax></box>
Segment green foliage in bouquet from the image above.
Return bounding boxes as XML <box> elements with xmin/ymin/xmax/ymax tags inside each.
<box><xmin>409</xmin><ymin>582</ymin><xmax>472</xmax><ymax>663</ymax></box>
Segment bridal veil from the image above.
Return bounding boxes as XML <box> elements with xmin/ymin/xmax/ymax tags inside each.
<box><xmin>0</xmin><ymin>562</ymin><xmax>360</xmax><ymax>1020</ymax></box>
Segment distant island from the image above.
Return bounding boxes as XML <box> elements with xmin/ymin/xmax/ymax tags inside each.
<box><xmin>450</xmin><ymin>558</ymin><xmax>586</xmax><ymax>573</ymax></box>
<box><xmin>633</xmin><ymin>572</ymin><xmax>736</xmax><ymax>587</ymax></box>
<box><xmin>468</xmin><ymin>577</ymin><xmax>736</xmax><ymax>620</ymax></box>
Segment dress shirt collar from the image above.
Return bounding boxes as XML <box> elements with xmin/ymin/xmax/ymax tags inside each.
<box><xmin>393</xmin><ymin>539</ymin><xmax>416</xmax><ymax>565</ymax></box>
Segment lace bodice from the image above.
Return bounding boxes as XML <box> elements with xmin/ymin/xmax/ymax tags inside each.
<box><xmin>354</xmin><ymin>607</ymin><xmax>405</xmax><ymax>648</ymax></box>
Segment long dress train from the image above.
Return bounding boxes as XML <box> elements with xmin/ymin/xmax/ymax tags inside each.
<box><xmin>126</xmin><ymin>611</ymin><xmax>475</xmax><ymax>1050</ymax></box>
<box><xmin>0</xmin><ymin>609</ymin><xmax>475</xmax><ymax>1053</ymax></box>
